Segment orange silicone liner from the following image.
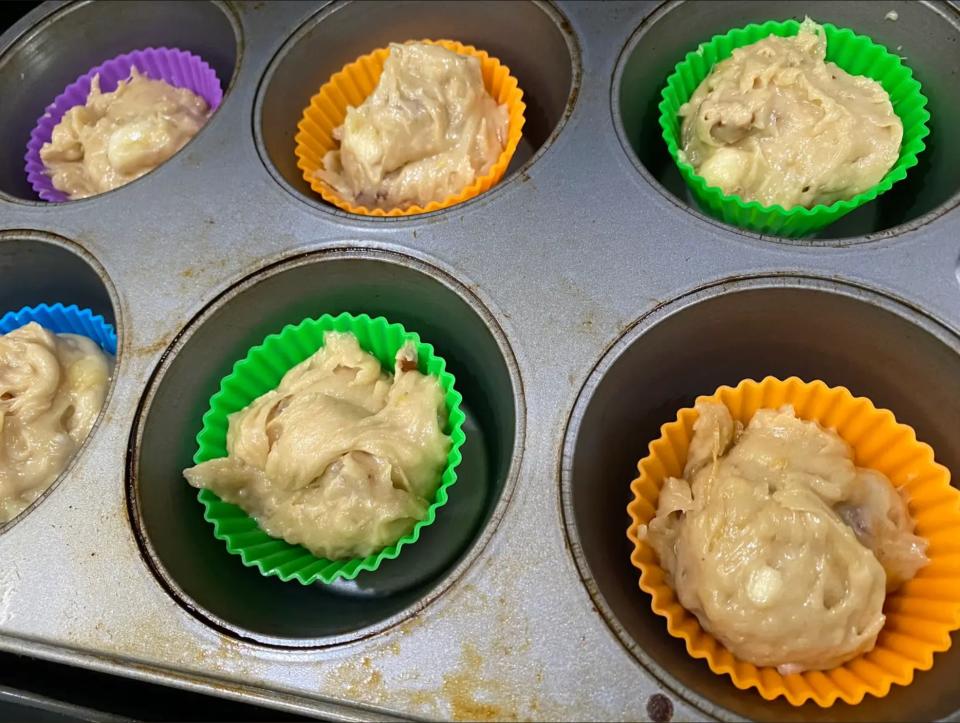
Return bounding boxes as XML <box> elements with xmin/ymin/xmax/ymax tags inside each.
<box><xmin>626</xmin><ymin>377</ymin><xmax>960</xmax><ymax>707</ymax></box>
<box><xmin>294</xmin><ymin>39</ymin><xmax>526</xmax><ymax>217</ymax></box>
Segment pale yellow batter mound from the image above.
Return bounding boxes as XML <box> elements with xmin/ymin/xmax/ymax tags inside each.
<box><xmin>318</xmin><ymin>42</ymin><xmax>509</xmax><ymax>210</ymax></box>
<box><xmin>643</xmin><ymin>402</ymin><xmax>927</xmax><ymax>673</ymax></box>
<box><xmin>0</xmin><ymin>323</ymin><xmax>111</xmax><ymax>523</ymax></box>
<box><xmin>183</xmin><ymin>331</ymin><xmax>451</xmax><ymax>559</ymax></box>
<box><xmin>679</xmin><ymin>19</ymin><xmax>902</xmax><ymax>208</ymax></box>
<box><xmin>40</xmin><ymin>68</ymin><xmax>210</xmax><ymax>200</ymax></box>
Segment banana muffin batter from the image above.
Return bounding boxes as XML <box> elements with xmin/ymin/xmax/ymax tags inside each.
<box><xmin>184</xmin><ymin>331</ymin><xmax>451</xmax><ymax>559</ymax></box>
<box><xmin>40</xmin><ymin>68</ymin><xmax>211</xmax><ymax>199</ymax></box>
<box><xmin>643</xmin><ymin>402</ymin><xmax>927</xmax><ymax>673</ymax></box>
<box><xmin>679</xmin><ymin>19</ymin><xmax>902</xmax><ymax>208</ymax></box>
<box><xmin>0</xmin><ymin>323</ymin><xmax>112</xmax><ymax>522</ymax></box>
<box><xmin>318</xmin><ymin>42</ymin><xmax>509</xmax><ymax>210</ymax></box>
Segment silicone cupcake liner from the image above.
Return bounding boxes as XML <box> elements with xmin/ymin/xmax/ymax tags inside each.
<box><xmin>191</xmin><ymin>312</ymin><xmax>466</xmax><ymax>585</ymax></box>
<box><xmin>295</xmin><ymin>38</ymin><xmax>526</xmax><ymax>217</ymax></box>
<box><xmin>0</xmin><ymin>303</ymin><xmax>117</xmax><ymax>355</ymax></box>
<box><xmin>626</xmin><ymin>377</ymin><xmax>960</xmax><ymax>707</ymax></box>
<box><xmin>26</xmin><ymin>47</ymin><xmax>224</xmax><ymax>202</ymax></box>
<box><xmin>659</xmin><ymin>20</ymin><xmax>930</xmax><ymax>237</ymax></box>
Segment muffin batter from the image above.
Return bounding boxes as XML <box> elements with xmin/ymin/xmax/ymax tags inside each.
<box><xmin>184</xmin><ymin>332</ymin><xmax>451</xmax><ymax>559</ymax></box>
<box><xmin>0</xmin><ymin>323</ymin><xmax>112</xmax><ymax>523</ymax></box>
<box><xmin>643</xmin><ymin>402</ymin><xmax>927</xmax><ymax>673</ymax></box>
<box><xmin>318</xmin><ymin>42</ymin><xmax>509</xmax><ymax>210</ymax></box>
<box><xmin>40</xmin><ymin>68</ymin><xmax>210</xmax><ymax>199</ymax></box>
<box><xmin>679</xmin><ymin>19</ymin><xmax>902</xmax><ymax>208</ymax></box>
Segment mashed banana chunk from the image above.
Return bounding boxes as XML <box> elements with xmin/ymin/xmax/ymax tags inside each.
<box><xmin>183</xmin><ymin>331</ymin><xmax>451</xmax><ymax>559</ymax></box>
<box><xmin>0</xmin><ymin>322</ymin><xmax>111</xmax><ymax>522</ymax></box>
<box><xmin>644</xmin><ymin>402</ymin><xmax>926</xmax><ymax>673</ymax></box>
<box><xmin>40</xmin><ymin>68</ymin><xmax>210</xmax><ymax>199</ymax></box>
<box><xmin>679</xmin><ymin>19</ymin><xmax>902</xmax><ymax>208</ymax></box>
<box><xmin>318</xmin><ymin>42</ymin><xmax>509</xmax><ymax>210</ymax></box>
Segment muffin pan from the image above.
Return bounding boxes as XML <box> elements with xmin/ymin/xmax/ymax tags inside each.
<box><xmin>0</xmin><ymin>1</ymin><xmax>958</xmax><ymax>720</ymax></box>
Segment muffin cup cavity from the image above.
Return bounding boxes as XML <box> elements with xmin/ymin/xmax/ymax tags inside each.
<box><xmin>658</xmin><ymin>20</ymin><xmax>929</xmax><ymax>238</ymax></box>
<box><xmin>294</xmin><ymin>39</ymin><xmax>525</xmax><ymax>217</ymax></box>
<box><xmin>193</xmin><ymin>312</ymin><xmax>466</xmax><ymax>585</ymax></box>
<box><xmin>129</xmin><ymin>249</ymin><xmax>521</xmax><ymax>645</ymax></box>
<box><xmin>255</xmin><ymin>0</ymin><xmax>578</xmax><ymax>216</ymax></box>
<box><xmin>0</xmin><ymin>0</ymin><xmax>239</xmax><ymax>202</ymax></box>
<box><xmin>25</xmin><ymin>47</ymin><xmax>224</xmax><ymax>203</ymax></box>
<box><xmin>562</xmin><ymin>277</ymin><xmax>960</xmax><ymax>721</ymax></box>
<box><xmin>0</xmin><ymin>231</ymin><xmax>120</xmax><ymax>531</ymax></box>
<box><xmin>626</xmin><ymin>376</ymin><xmax>960</xmax><ymax>707</ymax></box>
<box><xmin>614</xmin><ymin>0</ymin><xmax>960</xmax><ymax>242</ymax></box>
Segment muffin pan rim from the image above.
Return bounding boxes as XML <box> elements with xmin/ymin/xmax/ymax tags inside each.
<box><xmin>125</xmin><ymin>244</ymin><xmax>528</xmax><ymax>648</ymax></box>
<box><xmin>0</xmin><ymin>228</ymin><xmax>123</xmax><ymax>536</ymax></box>
<box><xmin>250</xmin><ymin>0</ymin><xmax>583</xmax><ymax>225</ymax></box>
<box><xmin>560</xmin><ymin>272</ymin><xmax>960</xmax><ymax>722</ymax></box>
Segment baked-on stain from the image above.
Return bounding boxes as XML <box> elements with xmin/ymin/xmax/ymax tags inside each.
<box><xmin>441</xmin><ymin>643</ymin><xmax>519</xmax><ymax>722</ymax></box>
<box><xmin>325</xmin><ymin>656</ymin><xmax>383</xmax><ymax>700</ymax></box>
<box><xmin>65</xmin><ymin>591</ymin><xmax>256</xmax><ymax>694</ymax></box>
<box><xmin>133</xmin><ymin>337</ymin><xmax>173</xmax><ymax>358</ymax></box>
<box><xmin>320</xmin><ymin>648</ymin><xmax>444</xmax><ymax>719</ymax></box>
<box><xmin>429</xmin><ymin>559</ymin><xmax>547</xmax><ymax>720</ymax></box>
<box><xmin>316</xmin><ymin>568</ymin><xmax>553</xmax><ymax>720</ymax></box>
<box><xmin>179</xmin><ymin>253</ymin><xmax>228</xmax><ymax>280</ymax></box>
<box><xmin>396</xmin><ymin>611</ymin><xmax>424</xmax><ymax>637</ymax></box>
<box><xmin>647</xmin><ymin>693</ymin><xmax>673</xmax><ymax>723</ymax></box>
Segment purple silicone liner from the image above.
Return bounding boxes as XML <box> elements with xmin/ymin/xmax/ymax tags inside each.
<box><xmin>25</xmin><ymin>47</ymin><xmax>223</xmax><ymax>203</ymax></box>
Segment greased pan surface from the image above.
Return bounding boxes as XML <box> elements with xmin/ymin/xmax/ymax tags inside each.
<box><xmin>0</xmin><ymin>2</ymin><xmax>958</xmax><ymax>721</ymax></box>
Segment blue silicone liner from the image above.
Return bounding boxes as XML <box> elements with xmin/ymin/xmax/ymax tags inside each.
<box><xmin>0</xmin><ymin>303</ymin><xmax>117</xmax><ymax>354</ymax></box>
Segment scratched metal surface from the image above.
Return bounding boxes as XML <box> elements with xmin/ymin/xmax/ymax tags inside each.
<box><xmin>0</xmin><ymin>1</ymin><xmax>958</xmax><ymax>721</ymax></box>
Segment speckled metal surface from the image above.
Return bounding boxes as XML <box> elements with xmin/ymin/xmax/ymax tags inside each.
<box><xmin>0</xmin><ymin>1</ymin><xmax>958</xmax><ymax>721</ymax></box>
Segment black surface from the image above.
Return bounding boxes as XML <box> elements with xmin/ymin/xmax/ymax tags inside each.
<box><xmin>0</xmin><ymin>2</ymin><xmax>36</xmax><ymax>33</ymax></box>
<box><xmin>1</xmin><ymin>651</ymin><xmax>303</xmax><ymax>721</ymax></box>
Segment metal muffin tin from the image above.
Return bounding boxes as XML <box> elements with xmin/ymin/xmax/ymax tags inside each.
<box><xmin>0</xmin><ymin>0</ymin><xmax>958</xmax><ymax>720</ymax></box>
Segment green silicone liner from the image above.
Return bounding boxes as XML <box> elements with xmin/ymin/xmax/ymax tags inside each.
<box><xmin>658</xmin><ymin>19</ymin><xmax>930</xmax><ymax>238</ymax></box>
<box><xmin>190</xmin><ymin>312</ymin><xmax>466</xmax><ymax>584</ymax></box>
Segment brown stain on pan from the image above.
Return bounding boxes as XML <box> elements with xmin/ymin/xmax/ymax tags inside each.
<box><xmin>441</xmin><ymin>643</ymin><xmax>521</xmax><ymax>721</ymax></box>
<box><xmin>133</xmin><ymin>336</ymin><xmax>174</xmax><ymax>358</ymax></box>
<box><xmin>429</xmin><ymin>559</ymin><xmax>552</xmax><ymax>720</ymax></box>
<box><xmin>316</xmin><ymin>565</ymin><xmax>556</xmax><ymax>720</ymax></box>
<box><xmin>319</xmin><ymin>640</ymin><xmax>537</xmax><ymax>721</ymax></box>
<box><xmin>324</xmin><ymin>657</ymin><xmax>386</xmax><ymax>704</ymax></box>
<box><xmin>62</xmin><ymin>570</ymin><xmax>255</xmax><ymax>685</ymax></box>
<box><xmin>179</xmin><ymin>251</ymin><xmax>229</xmax><ymax>282</ymax></box>
<box><xmin>320</xmin><ymin>643</ymin><xmax>442</xmax><ymax>719</ymax></box>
